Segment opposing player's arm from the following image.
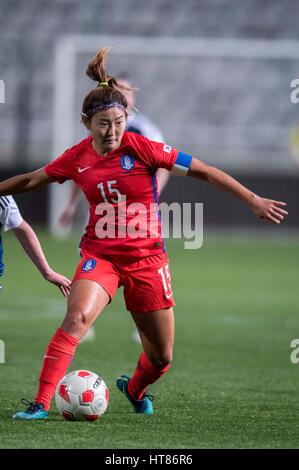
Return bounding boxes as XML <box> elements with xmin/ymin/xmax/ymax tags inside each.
<box><xmin>0</xmin><ymin>168</ymin><xmax>54</xmax><ymax>196</ymax></box>
<box><xmin>187</xmin><ymin>157</ymin><xmax>288</xmax><ymax>224</ymax></box>
<box><xmin>12</xmin><ymin>220</ymin><xmax>71</xmax><ymax>297</ymax></box>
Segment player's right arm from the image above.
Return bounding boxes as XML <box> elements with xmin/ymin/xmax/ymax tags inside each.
<box><xmin>0</xmin><ymin>169</ymin><xmax>54</xmax><ymax>195</ymax></box>
<box><xmin>129</xmin><ymin>133</ymin><xmax>288</xmax><ymax>225</ymax></box>
<box><xmin>0</xmin><ymin>168</ymin><xmax>54</xmax><ymax>196</ymax></box>
<box><xmin>0</xmin><ymin>142</ymin><xmax>79</xmax><ymax>196</ymax></box>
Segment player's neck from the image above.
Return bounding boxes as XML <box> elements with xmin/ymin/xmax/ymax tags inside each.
<box><xmin>91</xmin><ymin>139</ymin><xmax>113</xmax><ymax>157</ymax></box>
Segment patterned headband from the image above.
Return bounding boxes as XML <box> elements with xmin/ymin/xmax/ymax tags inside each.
<box><xmin>82</xmin><ymin>102</ymin><xmax>126</xmax><ymax>119</ymax></box>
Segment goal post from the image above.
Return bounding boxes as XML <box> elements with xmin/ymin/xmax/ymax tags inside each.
<box><xmin>50</xmin><ymin>34</ymin><xmax>299</xmax><ymax>236</ymax></box>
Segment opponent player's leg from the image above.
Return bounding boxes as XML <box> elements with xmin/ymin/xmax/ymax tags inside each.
<box><xmin>13</xmin><ymin>280</ymin><xmax>110</xmax><ymax>420</ymax></box>
<box><xmin>117</xmin><ymin>307</ymin><xmax>174</xmax><ymax>414</ymax></box>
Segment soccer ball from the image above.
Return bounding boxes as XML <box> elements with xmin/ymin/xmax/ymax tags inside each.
<box><xmin>55</xmin><ymin>370</ymin><xmax>109</xmax><ymax>421</ymax></box>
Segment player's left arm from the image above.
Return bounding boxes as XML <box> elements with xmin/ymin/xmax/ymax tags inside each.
<box><xmin>12</xmin><ymin>220</ymin><xmax>72</xmax><ymax>296</ymax></box>
<box><xmin>187</xmin><ymin>157</ymin><xmax>288</xmax><ymax>224</ymax></box>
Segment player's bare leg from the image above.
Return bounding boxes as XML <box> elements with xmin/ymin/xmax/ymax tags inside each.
<box><xmin>116</xmin><ymin>307</ymin><xmax>174</xmax><ymax>414</ymax></box>
<box><xmin>62</xmin><ymin>279</ymin><xmax>108</xmax><ymax>344</ymax></box>
<box><xmin>61</xmin><ymin>279</ymin><xmax>110</xmax><ymax>339</ymax></box>
<box><xmin>13</xmin><ymin>280</ymin><xmax>109</xmax><ymax>419</ymax></box>
<box><xmin>75</xmin><ymin>279</ymin><xmax>103</xmax><ymax>344</ymax></box>
<box><xmin>131</xmin><ymin>307</ymin><xmax>174</xmax><ymax>366</ymax></box>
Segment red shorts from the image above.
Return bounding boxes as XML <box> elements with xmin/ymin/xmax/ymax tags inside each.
<box><xmin>72</xmin><ymin>251</ymin><xmax>175</xmax><ymax>313</ymax></box>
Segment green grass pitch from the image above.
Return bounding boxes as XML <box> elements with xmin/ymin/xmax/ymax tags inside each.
<box><xmin>0</xmin><ymin>230</ymin><xmax>298</xmax><ymax>448</ymax></box>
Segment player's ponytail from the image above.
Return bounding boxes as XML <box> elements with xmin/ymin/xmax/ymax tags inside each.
<box><xmin>86</xmin><ymin>46</ymin><xmax>110</xmax><ymax>84</ymax></box>
<box><xmin>82</xmin><ymin>47</ymin><xmax>131</xmax><ymax>120</ymax></box>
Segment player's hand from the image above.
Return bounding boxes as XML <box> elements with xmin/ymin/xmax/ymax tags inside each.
<box><xmin>250</xmin><ymin>195</ymin><xmax>288</xmax><ymax>224</ymax></box>
<box><xmin>43</xmin><ymin>270</ymin><xmax>72</xmax><ymax>297</ymax></box>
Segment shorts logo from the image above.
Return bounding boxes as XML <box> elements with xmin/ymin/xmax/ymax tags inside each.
<box><xmin>121</xmin><ymin>155</ymin><xmax>135</xmax><ymax>170</ymax></box>
<box><xmin>82</xmin><ymin>259</ymin><xmax>96</xmax><ymax>272</ymax></box>
<box><xmin>163</xmin><ymin>144</ymin><xmax>172</xmax><ymax>154</ymax></box>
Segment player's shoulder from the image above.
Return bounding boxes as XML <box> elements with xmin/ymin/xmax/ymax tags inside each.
<box><xmin>63</xmin><ymin>136</ymin><xmax>91</xmax><ymax>159</ymax></box>
<box><xmin>121</xmin><ymin>131</ymin><xmax>168</xmax><ymax>168</ymax></box>
<box><xmin>122</xmin><ymin>131</ymin><xmax>155</xmax><ymax>152</ymax></box>
<box><xmin>123</xmin><ymin>130</ymin><xmax>147</xmax><ymax>143</ymax></box>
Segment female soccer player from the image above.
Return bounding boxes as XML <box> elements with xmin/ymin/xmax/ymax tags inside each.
<box><xmin>0</xmin><ymin>47</ymin><xmax>287</xmax><ymax>419</ymax></box>
<box><xmin>0</xmin><ymin>195</ymin><xmax>71</xmax><ymax>296</ymax></box>
<box><xmin>58</xmin><ymin>75</ymin><xmax>169</xmax><ymax>344</ymax></box>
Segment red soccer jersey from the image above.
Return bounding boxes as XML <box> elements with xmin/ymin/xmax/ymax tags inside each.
<box><xmin>45</xmin><ymin>132</ymin><xmax>190</xmax><ymax>258</ymax></box>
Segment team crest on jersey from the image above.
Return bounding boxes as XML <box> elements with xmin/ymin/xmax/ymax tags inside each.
<box><xmin>163</xmin><ymin>144</ymin><xmax>172</xmax><ymax>154</ymax></box>
<box><xmin>121</xmin><ymin>155</ymin><xmax>135</xmax><ymax>170</ymax></box>
<box><xmin>82</xmin><ymin>259</ymin><xmax>96</xmax><ymax>272</ymax></box>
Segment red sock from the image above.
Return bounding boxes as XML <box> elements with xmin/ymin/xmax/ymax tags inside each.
<box><xmin>34</xmin><ymin>328</ymin><xmax>79</xmax><ymax>410</ymax></box>
<box><xmin>128</xmin><ymin>351</ymin><xmax>170</xmax><ymax>400</ymax></box>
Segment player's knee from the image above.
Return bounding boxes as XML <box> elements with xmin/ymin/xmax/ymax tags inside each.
<box><xmin>149</xmin><ymin>351</ymin><xmax>172</xmax><ymax>369</ymax></box>
<box><xmin>64</xmin><ymin>308</ymin><xmax>89</xmax><ymax>332</ymax></box>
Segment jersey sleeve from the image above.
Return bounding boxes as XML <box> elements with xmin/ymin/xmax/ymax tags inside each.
<box><xmin>0</xmin><ymin>196</ymin><xmax>23</xmax><ymax>232</ymax></box>
<box><xmin>44</xmin><ymin>146</ymin><xmax>76</xmax><ymax>184</ymax></box>
<box><xmin>127</xmin><ymin>132</ymin><xmax>192</xmax><ymax>175</ymax></box>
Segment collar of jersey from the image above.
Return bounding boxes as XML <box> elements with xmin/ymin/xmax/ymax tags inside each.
<box><xmin>88</xmin><ymin>135</ymin><xmax>122</xmax><ymax>159</ymax></box>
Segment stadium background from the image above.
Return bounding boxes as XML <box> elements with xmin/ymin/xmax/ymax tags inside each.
<box><xmin>0</xmin><ymin>0</ymin><xmax>299</xmax><ymax>449</ymax></box>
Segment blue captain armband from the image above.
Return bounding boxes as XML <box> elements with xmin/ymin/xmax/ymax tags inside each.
<box><xmin>171</xmin><ymin>152</ymin><xmax>192</xmax><ymax>176</ymax></box>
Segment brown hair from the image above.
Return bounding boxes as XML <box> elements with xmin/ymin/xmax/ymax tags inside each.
<box><xmin>82</xmin><ymin>47</ymin><xmax>130</xmax><ymax>120</ymax></box>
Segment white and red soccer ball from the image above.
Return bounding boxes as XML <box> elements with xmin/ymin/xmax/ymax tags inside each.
<box><xmin>55</xmin><ymin>370</ymin><xmax>109</xmax><ymax>421</ymax></box>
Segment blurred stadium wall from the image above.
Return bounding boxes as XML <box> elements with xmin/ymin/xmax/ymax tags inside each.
<box><xmin>0</xmin><ymin>0</ymin><xmax>298</xmax><ymax>229</ymax></box>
